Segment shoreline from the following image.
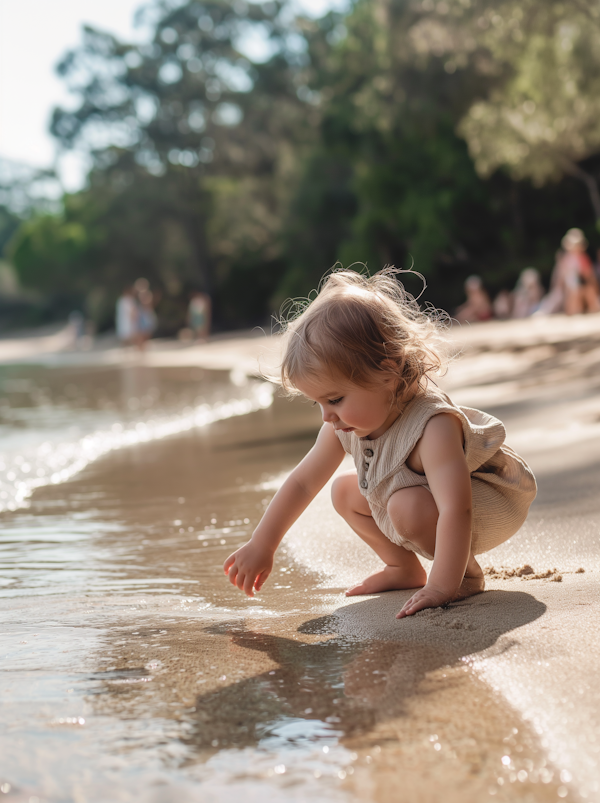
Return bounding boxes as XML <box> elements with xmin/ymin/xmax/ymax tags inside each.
<box><xmin>2</xmin><ymin>315</ymin><xmax>600</xmax><ymax>801</ymax></box>
<box><xmin>1</xmin><ymin>312</ymin><xmax>600</xmax><ymax>374</ymax></box>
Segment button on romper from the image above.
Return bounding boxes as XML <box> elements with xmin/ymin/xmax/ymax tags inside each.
<box><xmin>334</xmin><ymin>386</ymin><xmax>537</xmax><ymax>560</ymax></box>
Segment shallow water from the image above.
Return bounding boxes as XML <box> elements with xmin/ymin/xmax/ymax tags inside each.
<box><xmin>0</xmin><ymin>361</ymin><xmax>591</xmax><ymax>802</ymax></box>
<box><xmin>0</xmin><ymin>363</ymin><xmax>272</xmax><ymax>514</ymax></box>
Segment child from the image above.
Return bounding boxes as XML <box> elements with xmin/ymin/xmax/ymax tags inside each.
<box><xmin>224</xmin><ymin>269</ymin><xmax>537</xmax><ymax>618</ymax></box>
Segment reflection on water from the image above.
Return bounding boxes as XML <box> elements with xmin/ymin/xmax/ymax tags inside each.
<box><xmin>187</xmin><ymin>628</ymin><xmax>372</xmax><ymax>751</ymax></box>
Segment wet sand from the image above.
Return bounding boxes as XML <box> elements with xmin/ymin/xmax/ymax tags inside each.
<box><xmin>2</xmin><ymin>317</ymin><xmax>600</xmax><ymax>801</ymax></box>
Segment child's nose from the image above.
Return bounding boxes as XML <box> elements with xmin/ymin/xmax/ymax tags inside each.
<box><xmin>321</xmin><ymin>406</ymin><xmax>338</xmax><ymax>423</ymax></box>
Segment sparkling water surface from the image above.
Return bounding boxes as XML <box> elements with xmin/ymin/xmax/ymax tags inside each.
<box><xmin>0</xmin><ymin>363</ymin><xmax>372</xmax><ymax>803</ymax></box>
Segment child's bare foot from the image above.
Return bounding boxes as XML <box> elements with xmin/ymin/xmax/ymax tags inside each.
<box><xmin>346</xmin><ymin>563</ymin><xmax>427</xmax><ymax>596</ymax></box>
<box><xmin>455</xmin><ymin>556</ymin><xmax>485</xmax><ymax>601</ymax></box>
<box><xmin>455</xmin><ymin>573</ymin><xmax>485</xmax><ymax>601</ymax></box>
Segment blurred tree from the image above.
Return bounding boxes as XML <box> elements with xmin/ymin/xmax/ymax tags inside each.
<box><xmin>9</xmin><ymin>166</ymin><xmax>213</xmax><ymax>330</ymax></box>
<box><xmin>275</xmin><ymin>147</ymin><xmax>357</xmax><ymax>305</ymax></box>
<box><xmin>48</xmin><ymin>0</ymin><xmax>315</xmax><ymax>326</ymax></box>
<box><xmin>8</xmin><ymin>0</ymin><xmax>600</xmax><ymax>329</ymax></box>
<box><xmin>276</xmin><ymin>0</ymin><xmax>498</xmax><ymax>305</ymax></box>
<box><xmin>0</xmin><ymin>205</ymin><xmax>21</xmax><ymax>260</ymax></box>
<box><xmin>8</xmin><ymin>196</ymin><xmax>99</xmax><ymax>317</ymax></box>
<box><xmin>433</xmin><ymin>1</ymin><xmax>600</xmax><ymax>221</ymax></box>
<box><xmin>280</xmin><ymin>0</ymin><xmax>600</xmax><ymax>310</ymax></box>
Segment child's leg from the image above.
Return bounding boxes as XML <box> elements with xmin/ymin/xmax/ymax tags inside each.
<box><xmin>387</xmin><ymin>486</ymin><xmax>485</xmax><ymax>599</ymax></box>
<box><xmin>331</xmin><ymin>471</ymin><xmax>427</xmax><ymax>595</ymax></box>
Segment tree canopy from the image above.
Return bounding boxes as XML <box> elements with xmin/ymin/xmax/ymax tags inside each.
<box><xmin>5</xmin><ymin>0</ymin><xmax>600</xmax><ymax>330</ymax></box>
<box><xmin>454</xmin><ymin>0</ymin><xmax>600</xmax><ymax>218</ymax></box>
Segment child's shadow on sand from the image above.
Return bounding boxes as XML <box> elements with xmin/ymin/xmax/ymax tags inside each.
<box><xmin>188</xmin><ymin>590</ymin><xmax>545</xmax><ymax>753</ymax></box>
<box><xmin>302</xmin><ymin>586</ymin><xmax>544</xmax><ymax>649</ymax></box>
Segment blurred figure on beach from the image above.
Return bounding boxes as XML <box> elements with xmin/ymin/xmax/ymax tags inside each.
<box><xmin>492</xmin><ymin>289</ymin><xmax>513</xmax><ymax>320</ymax></box>
<box><xmin>68</xmin><ymin>310</ymin><xmax>94</xmax><ymax>350</ymax></box>
<box><xmin>188</xmin><ymin>290</ymin><xmax>211</xmax><ymax>341</ymax></box>
<box><xmin>536</xmin><ymin>249</ymin><xmax>564</xmax><ymax>315</ymax></box>
<box><xmin>512</xmin><ymin>268</ymin><xmax>544</xmax><ymax>319</ymax></box>
<box><xmin>559</xmin><ymin>229</ymin><xmax>599</xmax><ymax>314</ymax></box>
<box><xmin>454</xmin><ymin>275</ymin><xmax>493</xmax><ymax>323</ymax></box>
<box><xmin>137</xmin><ymin>287</ymin><xmax>158</xmax><ymax>348</ymax></box>
<box><xmin>68</xmin><ymin>310</ymin><xmax>85</xmax><ymax>344</ymax></box>
<box><xmin>115</xmin><ymin>279</ymin><xmax>159</xmax><ymax>348</ymax></box>
<box><xmin>538</xmin><ymin>229</ymin><xmax>600</xmax><ymax>315</ymax></box>
<box><xmin>115</xmin><ymin>286</ymin><xmax>140</xmax><ymax>346</ymax></box>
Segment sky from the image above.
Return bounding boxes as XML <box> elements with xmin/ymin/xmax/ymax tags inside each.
<box><xmin>0</xmin><ymin>0</ymin><xmax>340</xmax><ymax>193</ymax></box>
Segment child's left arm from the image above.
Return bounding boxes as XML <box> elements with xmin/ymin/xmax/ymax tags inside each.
<box><xmin>397</xmin><ymin>413</ymin><xmax>472</xmax><ymax>618</ymax></box>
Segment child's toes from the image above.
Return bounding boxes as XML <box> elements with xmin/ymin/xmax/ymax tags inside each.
<box><xmin>345</xmin><ymin>582</ymin><xmax>369</xmax><ymax>596</ymax></box>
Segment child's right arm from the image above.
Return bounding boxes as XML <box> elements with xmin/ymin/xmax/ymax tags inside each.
<box><xmin>223</xmin><ymin>423</ymin><xmax>345</xmax><ymax>596</ymax></box>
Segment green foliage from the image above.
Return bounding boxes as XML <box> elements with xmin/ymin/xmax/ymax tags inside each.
<box><xmin>276</xmin><ymin>149</ymin><xmax>357</xmax><ymax>302</ymax></box>
<box><xmin>447</xmin><ymin>1</ymin><xmax>600</xmax><ymax>217</ymax></box>
<box><xmin>43</xmin><ymin>0</ymin><xmax>319</xmax><ymax>326</ymax></box>
<box><xmin>10</xmin><ymin>214</ymin><xmax>88</xmax><ymax>293</ymax></box>
<box><xmin>0</xmin><ymin>205</ymin><xmax>21</xmax><ymax>261</ymax></box>
<box><xmin>5</xmin><ymin>0</ymin><xmax>600</xmax><ymax>329</ymax></box>
<box><xmin>335</xmin><ymin>119</ymin><xmax>484</xmax><ymax>276</ymax></box>
<box><xmin>8</xmin><ymin>165</ymin><xmax>214</xmax><ymax>329</ymax></box>
<box><xmin>277</xmin><ymin>0</ymin><xmax>511</xmax><ymax>303</ymax></box>
<box><xmin>282</xmin><ymin>0</ymin><xmax>600</xmax><ymax>309</ymax></box>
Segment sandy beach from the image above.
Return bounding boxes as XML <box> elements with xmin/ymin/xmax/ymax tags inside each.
<box><xmin>1</xmin><ymin>315</ymin><xmax>600</xmax><ymax>802</ymax></box>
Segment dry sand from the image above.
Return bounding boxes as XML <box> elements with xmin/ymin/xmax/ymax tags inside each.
<box><xmin>2</xmin><ymin>314</ymin><xmax>600</xmax><ymax>801</ymax></box>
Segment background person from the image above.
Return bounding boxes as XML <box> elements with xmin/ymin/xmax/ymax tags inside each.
<box><xmin>512</xmin><ymin>267</ymin><xmax>544</xmax><ymax>319</ymax></box>
<box><xmin>188</xmin><ymin>290</ymin><xmax>212</xmax><ymax>341</ymax></box>
<box><xmin>557</xmin><ymin>228</ymin><xmax>600</xmax><ymax>315</ymax></box>
<box><xmin>492</xmin><ymin>289</ymin><xmax>513</xmax><ymax>320</ymax></box>
<box><xmin>536</xmin><ymin>249</ymin><xmax>565</xmax><ymax>315</ymax></box>
<box><xmin>137</xmin><ymin>287</ymin><xmax>157</xmax><ymax>348</ymax></box>
<box><xmin>454</xmin><ymin>275</ymin><xmax>493</xmax><ymax>323</ymax></box>
<box><xmin>115</xmin><ymin>286</ymin><xmax>139</xmax><ymax>346</ymax></box>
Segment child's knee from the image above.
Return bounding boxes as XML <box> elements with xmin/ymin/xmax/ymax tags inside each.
<box><xmin>387</xmin><ymin>487</ymin><xmax>435</xmax><ymax>537</ymax></box>
<box><xmin>331</xmin><ymin>475</ymin><xmax>349</xmax><ymax>514</ymax></box>
<box><xmin>331</xmin><ymin>473</ymin><xmax>358</xmax><ymax>515</ymax></box>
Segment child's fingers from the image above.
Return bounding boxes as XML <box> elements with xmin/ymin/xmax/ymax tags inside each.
<box><xmin>243</xmin><ymin>573</ymin><xmax>256</xmax><ymax>597</ymax></box>
<box><xmin>223</xmin><ymin>553</ymin><xmax>236</xmax><ymax>574</ymax></box>
<box><xmin>397</xmin><ymin>592</ymin><xmax>442</xmax><ymax>619</ymax></box>
<box><xmin>227</xmin><ymin>564</ymin><xmax>239</xmax><ymax>586</ymax></box>
<box><xmin>396</xmin><ymin>594</ymin><xmax>419</xmax><ymax>619</ymax></box>
<box><xmin>255</xmin><ymin>569</ymin><xmax>271</xmax><ymax>591</ymax></box>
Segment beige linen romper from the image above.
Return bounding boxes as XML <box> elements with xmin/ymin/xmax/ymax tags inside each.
<box><xmin>334</xmin><ymin>386</ymin><xmax>537</xmax><ymax>559</ymax></box>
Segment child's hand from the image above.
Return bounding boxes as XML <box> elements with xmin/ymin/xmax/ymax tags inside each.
<box><xmin>223</xmin><ymin>541</ymin><xmax>274</xmax><ymax>597</ymax></box>
<box><xmin>396</xmin><ymin>584</ymin><xmax>455</xmax><ymax>619</ymax></box>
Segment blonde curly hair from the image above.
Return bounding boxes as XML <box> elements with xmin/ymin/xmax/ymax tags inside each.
<box><xmin>279</xmin><ymin>267</ymin><xmax>448</xmax><ymax>402</ymax></box>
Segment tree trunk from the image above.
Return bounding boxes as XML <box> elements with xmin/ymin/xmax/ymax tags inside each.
<box><xmin>562</xmin><ymin>158</ymin><xmax>600</xmax><ymax>222</ymax></box>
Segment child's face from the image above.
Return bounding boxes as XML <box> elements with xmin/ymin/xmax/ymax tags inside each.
<box><xmin>295</xmin><ymin>373</ymin><xmax>400</xmax><ymax>440</ymax></box>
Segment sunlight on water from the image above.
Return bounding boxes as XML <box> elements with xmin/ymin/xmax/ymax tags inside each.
<box><xmin>0</xmin><ymin>367</ymin><xmax>273</xmax><ymax>513</ymax></box>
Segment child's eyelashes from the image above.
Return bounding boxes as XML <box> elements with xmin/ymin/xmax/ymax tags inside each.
<box><xmin>310</xmin><ymin>397</ymin><xmax>343</xmax><ymax>406</ymax></box>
